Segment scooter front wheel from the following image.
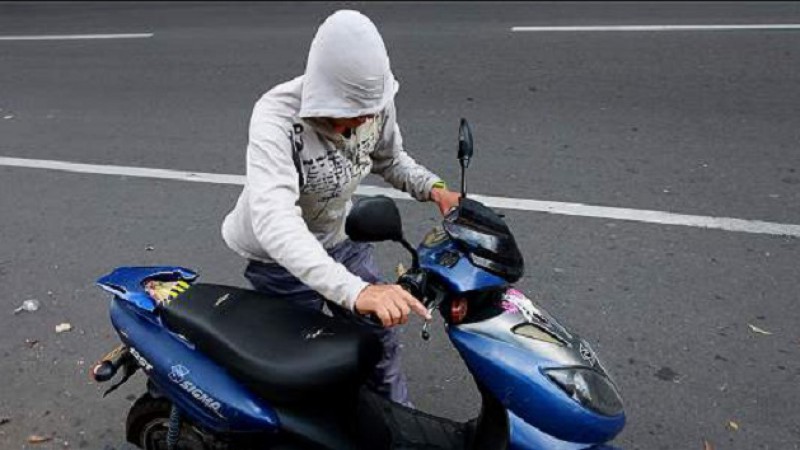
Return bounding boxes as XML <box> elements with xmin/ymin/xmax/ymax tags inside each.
<box><xmin>126</xmin><ymin>394</ymin><xmax>214</xmax><ymax>450</ymax></box>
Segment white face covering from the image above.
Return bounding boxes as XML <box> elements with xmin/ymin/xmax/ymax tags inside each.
<box><xmin>339</xmin><ymin>115</ymin><xmax>382</xmax><ymax>159</ymax></box>
<box><xmin>306</xmin><ymin>113</ymin><xmax>384</xmax><ymax>165</ymax></box>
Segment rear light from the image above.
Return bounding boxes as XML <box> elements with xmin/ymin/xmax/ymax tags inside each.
<box><xmin>450</xmin><ymin>297</ymin><xmax>468</xmax><ymax>323</ymax></box>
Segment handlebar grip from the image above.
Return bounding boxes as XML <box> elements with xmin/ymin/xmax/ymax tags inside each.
<box><xmin>398</xmin><ymin>280</ymin><xmax>415</xmax><ymax>296</ymax></box>
<box><xmin>397</xmin><ymin>270</ymin><xmax>427</xmax><ymax>300</ymax></box>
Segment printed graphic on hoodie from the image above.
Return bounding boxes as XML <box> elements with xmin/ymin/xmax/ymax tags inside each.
<box><xmin>298</xmin><ymin>114</ymin><xmax>384</xmax><ymax>202</ymax></box>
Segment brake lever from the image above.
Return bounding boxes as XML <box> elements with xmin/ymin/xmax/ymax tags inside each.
<box><xmin>421</xmin><ymin>290</ymin><xmax>445</xmax><ymax>341</ymax></box>
<box><xmin>421</xmin><ymin>309</ymin><xmax>434</xmax><ymax>340</ymax></box>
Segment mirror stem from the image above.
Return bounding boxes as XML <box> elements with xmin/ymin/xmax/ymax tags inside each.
<box><xmin>399</xmin><ymin>239</ymin><xmax>420</xmax><ymax>269</ymax></box>
<box><xmin>459</xmin><ymin>161</ymin><xmax>468</xmax><ymax>199</ymax></box>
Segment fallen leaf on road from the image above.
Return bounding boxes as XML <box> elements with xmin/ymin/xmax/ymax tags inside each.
<box><xmin>55</xmin><ymin>323</ymin><xmax>72</xmax><ymax>333</ymax></box>
<box><xmin>145</xmin><ymin>245</ymin><xmax>155</xmax><ymax>251</ymax></box>
<box><xmin>703</xmin><ymin>439</ymin><xmax>714</xmax><ymax>450</ymax></box>
<box><xmin>728</xmin><ymin>420</ymin><xmax>739</xmax><ymax>431</ymax></box>
<box><xmin>27</xmin><ymin>434</ymin><xmax>52</xmax><ymax>444</ymax></box>
<box><xmin>748</xmin><ymin>324</ymin><xmax>772</xmax><ymax>335</ymax></box>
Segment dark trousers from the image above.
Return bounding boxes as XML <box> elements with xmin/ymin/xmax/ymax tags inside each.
<box><xmin>244</xmin><ymin>240</ymin><xmax>411</xmax><ymax>406</ymax></box>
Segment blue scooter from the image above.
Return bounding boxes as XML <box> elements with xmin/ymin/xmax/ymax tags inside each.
<box><xmin>91</xmin><ymin>119</ymin><xmax>625</xmax><ymax>449</ymax></box>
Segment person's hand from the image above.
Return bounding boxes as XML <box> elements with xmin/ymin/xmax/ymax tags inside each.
<box><xmin>430</xmin><ymin>187</ymin><xmax>461</xmax><ymax>216</ymax></box>
<box><xmin>355</xmin><ymin>284</ymin><xmax>431</xmax><ymax>328</ymax></box>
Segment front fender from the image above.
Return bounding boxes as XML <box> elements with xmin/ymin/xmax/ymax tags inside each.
<box><xmin>449</xmin><ymin>326</ymin><xmax>625</xmax><ymax>444</ymax></box>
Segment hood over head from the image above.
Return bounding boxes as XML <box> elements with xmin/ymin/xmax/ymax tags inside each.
<box><xmin>299</xmin><ymin>10</ymin><xmax>399</xmax><ymax>119</ymax></box>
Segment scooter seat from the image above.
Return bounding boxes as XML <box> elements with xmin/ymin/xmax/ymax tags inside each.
<box><xmin>160</xmin><ymin>283</ymin><xmax>382</xmax><ymax>405</ymax></box>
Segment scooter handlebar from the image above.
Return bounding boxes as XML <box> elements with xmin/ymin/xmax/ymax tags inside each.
<box><xmin>359</xmin><ymin>270</ymin><xmax>429</xmax><ymax>329</ymax></box>
<box><xmin>397</xmin><ymin>269</ymin><xmax>427</xmax><ymax>302</ymax></box>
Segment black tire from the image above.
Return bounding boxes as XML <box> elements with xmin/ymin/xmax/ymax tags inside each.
<box><xmin>126</xmin><ymin>394</ymin><xmax>214</xmax><ymax>450</ymax></box>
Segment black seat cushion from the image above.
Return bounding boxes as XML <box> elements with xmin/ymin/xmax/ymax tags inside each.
<box><xmin>160</xmin><ymin>283</ymin><xmax>382</xmax><ymax>405</ymax></box>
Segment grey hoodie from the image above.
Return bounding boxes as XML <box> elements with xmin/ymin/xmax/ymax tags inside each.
<box><xmin>221</xmin><ymin>10</ymin><xmax>441</xmax><ymax>311</ymax></box>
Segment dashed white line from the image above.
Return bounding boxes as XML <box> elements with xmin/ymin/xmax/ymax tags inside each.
<box><xmin>511</xmin><ymin>24</ymin><xmax>800</xmax><ymax>32</ymax></box>
<box><xmin>1</xmin><ymin>156</ymin><xmax>798</xmax><ymax>238</ymax></box>
<box><xmin>0</xmin><ymin>33</ymin><xmax>154</xmax><ymax>41</ymax></box>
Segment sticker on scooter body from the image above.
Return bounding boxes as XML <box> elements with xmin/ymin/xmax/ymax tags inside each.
<box><xmin>129</xmin><ymin>347</ymin><xmax>153</xmax><ymax>372</ymax></box>
<box><xmin>170</xmin><ymin>364</ymin><xmax>225</xmax><ymax>419</ymax></box>
<box><xmin>501</xmin><ymin>288</ymin><xmax>547</xmax><ymax>323</ymax></box>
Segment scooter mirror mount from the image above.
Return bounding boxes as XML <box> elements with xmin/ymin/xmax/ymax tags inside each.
<box><xmin>345</xmin><ymin>195</ymin><xmax>419</xmax><ymax>269</ymax></box>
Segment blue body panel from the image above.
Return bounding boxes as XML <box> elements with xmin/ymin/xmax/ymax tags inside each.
<box><xmin>418</xmin><ymin>238</ymin><xmax>507</xmax><ymax>293</ymax></box>
<box><xmin>509</xmin><ymin>412</ymin><xmax>621</xmax><ymax>450</ymax></box>
<box><xmin>97</xmin><ymin>266</ymin><xmax>197</xmax><ymax>312</ymax></box>
<box><xmin>448</xmin><ymin>326</ymin><xmax>625</xmax><ymax>445</ymax></box>
<box><xmin>109</xmin><ymin>297</ymin><xmax>280</xmax><ymax>434</ymax></box>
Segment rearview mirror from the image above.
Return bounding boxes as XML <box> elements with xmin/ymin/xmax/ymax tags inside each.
<box><xmin>346</xmin><ymin>196</ymin><xmax>404</xmax><ymax>243</ymax></box>
<box><xmin>457</xmin><ymin>118</ymin><xmax>473</xmax><ymax>166</ymax></box>
<box><xmin>457</xmin><ymin>118</ymin><xmax>473</xmax><ymax>198</ymax></box>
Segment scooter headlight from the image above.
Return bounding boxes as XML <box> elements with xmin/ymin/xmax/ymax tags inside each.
<box><xmin>545</xmin><ymin>368</ymin><xmax>624</xmax><ymax>417</ymax></box>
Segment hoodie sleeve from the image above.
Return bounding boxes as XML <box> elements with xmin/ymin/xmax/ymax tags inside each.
<box><xmin>371</xmin><ymin>102</ymin><xmax>442</xmax><ymax>201</ymax></box>
<box><xmin>246</xmin><ymin>119</ymin><xmax>369</xmax><ymax>311</ymax></box>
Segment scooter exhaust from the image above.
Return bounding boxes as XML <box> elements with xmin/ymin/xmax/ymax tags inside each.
<box><xmin>90</xmin><ymin>344</ymin><xmax>130</xmax><ymax>383</ymax></box>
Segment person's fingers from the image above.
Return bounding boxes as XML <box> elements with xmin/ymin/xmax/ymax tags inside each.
<box><xmin>441</xmin><ymin>196</ymin><xmax>458</xmax><ymax>215</ymax></box>
<box><xmin>400</xmin><ymin>303</ymin><xmax>411</xmax><ymax>325</ymax></box>
<box><xmin>375</xmin><ymin>305</ymin><xmax>392</xmax><ymax>328</ymax></box>
<box><xmin>436</xmin><ymin>198</ymin><xmax>446</xmax><ymax>214</ymax></box>
<box><xmin>385</xmin><ymin>300</ymin><xmax>403</xmax><ymax>326</ymax></box>
<box><xmin>389</xmin><ymin>295</ymin><xmax>410</xmax><ymax>325</ymax></box>
<box><xmin>398</xmin><ymin>300</ymin><xmax>411</xmax><ymax>325</ymax></box>
<box><xmin>396</xmin><ymin>287</ymin><xmax>430</xmax><ymax>320</ymax></box>
<box><xmin>412</xmin><ymin>298</ymin><xmax>431</xmax><ymax>320</ymax></box>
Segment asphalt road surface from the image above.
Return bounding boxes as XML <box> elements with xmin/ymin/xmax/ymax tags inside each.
<box><xmin>1</xmin><ymin>2</ymin><xmax>799</xmax><ymax>449</ymax></box>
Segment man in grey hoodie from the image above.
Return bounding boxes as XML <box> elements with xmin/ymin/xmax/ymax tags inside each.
<box><xmin>221</xmin><ymin>10</ymin><xmax>460</xmax><ymax>406</ymax></box>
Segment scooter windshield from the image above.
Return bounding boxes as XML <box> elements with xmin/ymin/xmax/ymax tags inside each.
<box><xmin>443</xmin><ymin>198</ymin><xmax>524</xmax><ymax>282</ymax></box>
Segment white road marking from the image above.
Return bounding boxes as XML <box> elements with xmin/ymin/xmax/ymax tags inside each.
<box><xmin>0</xmin><ymin>33</ymin><xmax>153</xmax><ymax>41</ymax></box>
<box><xmin>1</xmin><ymin>156</ymin><xmax>799</xmax><ymax>238</ymax></box>
<box><xmin>511</xmin><ymin>24</ymin><xmax>800</xmax><ymax>32</ymax></box>
<box><xmin>0</xmin><ymin>157</ymin><xmax>243</xmax><ymax>185</ymax></box>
